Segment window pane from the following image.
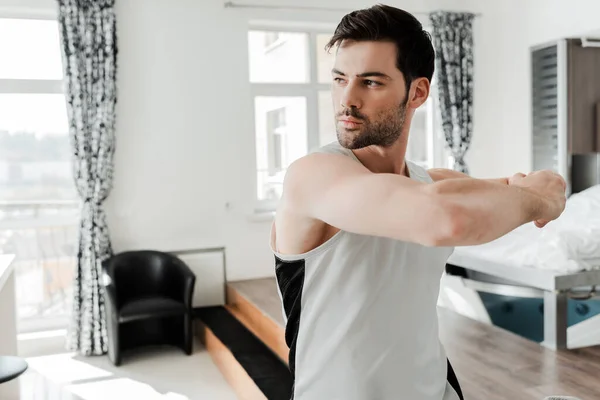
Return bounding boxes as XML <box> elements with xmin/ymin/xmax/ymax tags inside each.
<box><xmin>255</xmin><ymin>96</ymin><xmax>307</xmax><ymax>201</ymax></box>
<box><xmin>0</xmin><ymin>93</ymin><xmax>76</xmax><ymax>334</ymax></box>
<box><xmin>318</xmin><ymin>91</ymin><xmax>337</xmax><ymax>146</ymax></box>
<box><xmin>406</xmin><ymin>107</ymin><xmax>430</xmax><ymax>167</ymax></box>
<box><xmin>0</xmin><ymin>19</ymin><xmax>63</xmax><ymax>80</ymax></box>
<box><xmin>317</xmin><ymin>33</ymin><xmax>335</xmax><ymax>84</ymax></box>
<box><xmin>0</xmin><ymin>94</ymin><xmax>74</xmax><ymax>202</ymax></box>
<box><xmin>248</xmin><ymin>31</ymin><xmax>309</xmax><ymax>83</ymax></box>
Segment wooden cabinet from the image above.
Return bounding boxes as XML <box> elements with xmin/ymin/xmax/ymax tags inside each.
<box><xmin>567</xmin><ymin>39</ymin><xmax>600</xmax><ymax>154</ymax></box>
<box><xmin>532</xmin><ymin>38</ymin><xmax>600</xmax><ymax>193</ymax></box>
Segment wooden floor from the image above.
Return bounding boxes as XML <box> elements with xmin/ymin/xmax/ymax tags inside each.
<box><xmin>229</xmin><ymin>278</ymin><xmax>600</xmax><ymax>400</ymax></box>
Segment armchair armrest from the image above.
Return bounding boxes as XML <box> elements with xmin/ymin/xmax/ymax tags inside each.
<box><xmin>100</xmin><ymin>264</ymin><xmax>120</xmax><ymax>319</ymax></box>
<box><xmin>165</xmin><ymin>256</ymin><xmax>196</xmax><ymax>308</ymax></box>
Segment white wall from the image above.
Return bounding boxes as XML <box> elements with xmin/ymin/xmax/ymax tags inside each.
<box><xmin>466</xmin><ymin>0</ymin><xmax>600</xmax><ymax>179</ymax></box>
<box><xmin>465</xmin><ymin>0</ymin><xmax>530</xmax><ymax>178</ymax></box>
<box><xmin>7</xmin><ymin>0</ymin><xmax>597</xmax><ymax>281</ymax></box>
<box><xmin>525</xmin><ymin>0</ymin><xmax>600</xmax><ymax>45</ymax></box>
<box><xmin>108</xmin><ymin>0</ymin><xmax>479</xmax><ymax>281</ymax></box>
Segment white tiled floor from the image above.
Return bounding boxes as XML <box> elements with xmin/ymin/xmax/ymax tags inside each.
<box><xmin>9</xmin><ymin>335</ymin><xmax>237</xmax><ymax>400</ymax></box>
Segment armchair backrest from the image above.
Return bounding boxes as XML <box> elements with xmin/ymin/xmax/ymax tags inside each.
<box><xmin>102</xmin><ymin>250</ymin><xmax>180</xmax><ymax>306</ymax></box>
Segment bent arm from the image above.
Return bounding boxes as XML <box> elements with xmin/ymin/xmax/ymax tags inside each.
<box><xmin>281</xmin><ymin>154</ymin><xmax>546</xmax><ymax>247</ymax></box>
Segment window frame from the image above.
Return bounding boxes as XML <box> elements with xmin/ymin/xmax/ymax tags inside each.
<box><xmin>0</xmin><ymin>11</ymin><xmax>63</xmax><ymax>95</ymax></box>
<box><xmin>410</xmin><ymin>76</ymin><xmax>449</xmax><ymax>170</ymax></box>
<box><xmin>250</xmin><ymin>25</ymin><xmax>333</xmax><ymax>213</ymax></box>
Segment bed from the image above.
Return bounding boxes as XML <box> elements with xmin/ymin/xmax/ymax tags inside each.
<box><xmin>443</xmin><ymin>183</ymin><xmax>600</xmax><ymax>350</ymax></box>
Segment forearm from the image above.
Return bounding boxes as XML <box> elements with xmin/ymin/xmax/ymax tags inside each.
<box><xmin>429</xmin><ymin>178</ymin><xmax>543</xmax><ymax>246</ymax></box>
<box><xmin>484</xmin><ymin>177</ymin><xmax>509</xmax><ymax>185</ymax></box>
<box><xmin>427</xmin><ymin>168</ymin><xmax>509</xmax><ymax>186</ymax></box>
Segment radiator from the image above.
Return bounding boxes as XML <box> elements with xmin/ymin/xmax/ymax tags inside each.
<box><xmin>171</xmin><ymin>248</ymin><xmax>226</xmax><ymax>308</ymax></box>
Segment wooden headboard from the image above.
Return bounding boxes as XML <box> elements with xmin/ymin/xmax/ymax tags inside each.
<box><xmin>571</xmin><ymin>153</ymin><xmax>600</xmax><ymax>193</ymax></box>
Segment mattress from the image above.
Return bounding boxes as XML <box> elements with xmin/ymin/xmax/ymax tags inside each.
<box><xmin>454</xmin><ymin>184</ymin><xmax>600</xmax><ymax>273</ymax></box>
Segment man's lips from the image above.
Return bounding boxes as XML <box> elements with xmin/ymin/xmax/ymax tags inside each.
<box><xmin>338</xmin><ymin>117</ymin><xmax>363</xmax><ymax>123</ymax></box>
<box><xmin>339</xmin><ymin>119</ymin><xmax>363</xmax><ymax>129</ymax></box>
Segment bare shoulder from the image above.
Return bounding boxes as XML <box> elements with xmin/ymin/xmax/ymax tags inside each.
<box><xmin>273</xmin><ymin>153</ymin><xmax>365</xmax><ymax>255</ymax></box>
<box><xmin>285</xmin><ymin>152</ymin><xmax>367</xmax><ymax>185</ymax></box>
<box><xmin>281</xmin><ymin>152</ymin><xmax>369</xmax><ymax>211</ymax></box>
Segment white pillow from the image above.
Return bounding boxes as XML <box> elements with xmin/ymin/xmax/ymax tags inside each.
<box><xmin>554</xmin><ymin>184</ymin><xmax>600</xmax><ymax>227</ymax></box>
<box><xmin>533</xmin><ymin>185</ymin><xmax>600</xmax><ymax>268</ymax></box>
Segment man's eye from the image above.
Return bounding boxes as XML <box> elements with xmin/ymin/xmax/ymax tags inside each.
<box><xmin>364</xmin><ymin>80</ymin><xmax>381</xmax><ymax>87</ymax></box>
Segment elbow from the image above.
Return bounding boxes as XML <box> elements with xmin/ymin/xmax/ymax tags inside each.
<box><xmin>423</xmin><ymin>196</ymin><xmax>472</xmax><ymax>247</ymax></box>
<box><xmin>435</xmin><ymin>211</ymin><xmax>470</xmax><ymax>247</ymax></box>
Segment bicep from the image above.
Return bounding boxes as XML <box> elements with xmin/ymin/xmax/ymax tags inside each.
<box><xmin>315</xmin><ymin>173</ymin><xmax>432</xmax><ymax>239</ymax></box>
<box><xmin>282</xmin><ymin>154</ymin><xmax>451</xmax><ymax>244</ymax></box>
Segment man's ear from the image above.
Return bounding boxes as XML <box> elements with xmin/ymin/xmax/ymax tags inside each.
<box><xmin>407</xmin><ymin>78</ymin><xmax>430</xmax><ymax>109</ymax></box>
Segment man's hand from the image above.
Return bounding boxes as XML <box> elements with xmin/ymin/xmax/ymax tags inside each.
<box><xmin>508</xmin><ymin>170</ymin><xmax>567</xmax><ymax>228</ymax></box>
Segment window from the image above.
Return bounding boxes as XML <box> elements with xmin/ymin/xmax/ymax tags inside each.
<box><xmin>406</xmin><ymin>83</ymin><xmax>449</xmax><ymax>170</ymax></box>
<box><xmin>249</xmin><ymin>28</ymin><xmax>333</xmax><ymax>211</ymax></box>
<box><xmin>249</xmin><ymin>26</ymin><xmax>447</xmax><ymax>211</ymax></box>
<box><xmin>0</xmin><ymin>17</ymin><xmax>76</xmax><ymax>333</ymax></box>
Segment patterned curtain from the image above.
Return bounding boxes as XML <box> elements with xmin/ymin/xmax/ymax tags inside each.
<box><xmin>429</xmin><ymin>12</ymin><xmax>475</xmax><ymax>174</ymax></box>
<box><xmin>57</xmin><ymin>0</ymin><xmax>118</xmax><ymax>356</ymax></box>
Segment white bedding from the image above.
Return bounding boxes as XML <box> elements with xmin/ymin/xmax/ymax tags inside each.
<box><xmin>455</xmin><ymin>184</ymin><xmax>600</xmax><ymax>272</ymax></box>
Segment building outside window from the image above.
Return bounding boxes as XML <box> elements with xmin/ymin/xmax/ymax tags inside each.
<box><xmin>0</xmin><ymin>16</ymin><xmax>78</xmax><ymax>334</ymax></box>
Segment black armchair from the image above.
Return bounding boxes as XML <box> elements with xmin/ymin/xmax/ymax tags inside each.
<box><xmin>101</xmin><ymin>250</ymin><xmax>196</xmax><ymax>366</ymax></box>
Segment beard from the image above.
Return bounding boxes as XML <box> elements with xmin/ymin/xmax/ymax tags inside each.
<box><xmin>336</xmin><ymin>100</ymin><xmax>408</xmax><ymax>150</ymax></box>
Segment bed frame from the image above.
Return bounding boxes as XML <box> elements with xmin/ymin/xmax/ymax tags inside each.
<box><xmin>446</xmin><ymin>251</ymin><xmax>600</xmax><ymax>350</ymax></box>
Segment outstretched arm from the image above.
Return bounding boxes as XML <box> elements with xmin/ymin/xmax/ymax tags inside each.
<box><xmin>427</xmin><ymin>168</ymin><xmax>565</xmax><ymax>228</ymax></box>
<box><xmin>428</xmin><ymin>168</ymin><xmax>509</xmax><ymax>185</ymax></box>
<box><xmin>281</xmin><ymin>154</ymin><xmax>565</xmax><ymax>248</ymax></box>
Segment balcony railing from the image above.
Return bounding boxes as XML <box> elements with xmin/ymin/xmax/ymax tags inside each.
<box><xmin>0</xmin><ymin>200</ymin><xmax>79</xmax><ymax>333</ymax></box>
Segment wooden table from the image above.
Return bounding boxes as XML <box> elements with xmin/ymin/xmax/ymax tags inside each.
<box><xmin>0</xmin><ymin>356</ymin><xmax>27</xmax><ymax>384</ymax></box>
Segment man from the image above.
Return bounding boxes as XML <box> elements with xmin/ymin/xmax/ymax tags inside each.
<box><xmin>270</xmin><ymin>4</ymin><xmax>566</xmax><ymax>400</ymax></box>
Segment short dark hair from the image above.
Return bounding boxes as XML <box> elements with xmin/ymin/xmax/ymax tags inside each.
<box><xmin>325</xmin><ymin>4</ymin><xmax>435</xmax><ymax>88</ymax></box>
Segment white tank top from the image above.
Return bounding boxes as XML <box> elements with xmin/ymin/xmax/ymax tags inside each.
<box><xmin>271</xmin><ymin>142</ymin><xmax>462</xmax><ymax>400</ymax></box>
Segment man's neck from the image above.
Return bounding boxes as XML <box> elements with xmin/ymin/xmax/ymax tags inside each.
<box><xmin>351</xmin><ymin>140</ymin><xmax>409</xmax><ymax>177</ymax></box>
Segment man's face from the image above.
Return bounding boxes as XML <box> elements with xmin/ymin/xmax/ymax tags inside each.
<box><xmin>331</xmin><ymin>40</ymin><xmax>409</xmax><ymax>149</ymax></box>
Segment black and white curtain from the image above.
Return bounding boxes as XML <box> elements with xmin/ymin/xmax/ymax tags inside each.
<box><xmin>57</xmin><ymin>0</ymin><xmax>118</xmax><ymax>356</ymax></box>
<box><xmin>429</xmin><ymin>11</ymin><xmax>475</xmax><ymax>174</ymax></box>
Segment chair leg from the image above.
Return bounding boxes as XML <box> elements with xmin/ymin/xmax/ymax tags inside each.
<box><xmin>183</xmin><ymin>313</ymin><xmax>193</xmax><ymax>355</ymax></box>
<box><xmin>107</xmin><ymin>318</ymin><xmax>122</xmax><ymax>366</ymax></box>
<box><xmin>112</xmin><ymin>348</ymin><xmax>122</xmax><ymax>366</ymax></box>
